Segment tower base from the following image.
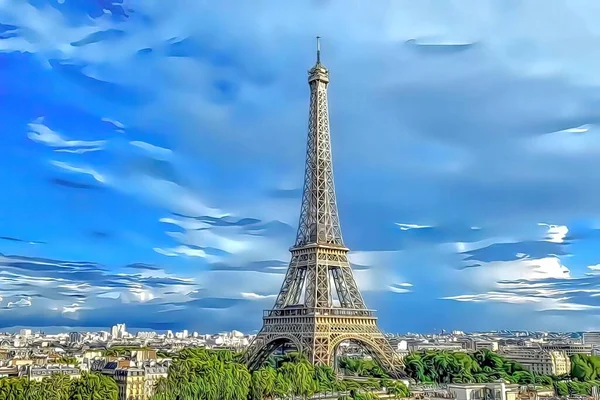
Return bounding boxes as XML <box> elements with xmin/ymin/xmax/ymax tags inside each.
<box><xmin>245</xmin><ymin>307</ymin><xmax>405</xmax><ymax>378</ymax></box>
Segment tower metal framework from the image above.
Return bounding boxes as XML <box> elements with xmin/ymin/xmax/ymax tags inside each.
<box><xmin>244</xmin><ymin>38</ymin><xmax>404</xmax><ymax>378</ymax></box>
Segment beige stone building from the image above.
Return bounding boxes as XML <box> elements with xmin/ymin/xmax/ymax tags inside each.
<box><xmin>500</xmin><ymin>347</ymin><xmax>571</xmax><ymax>376</ymax></box>
<box><xmin>103</xmin><ymin>363</ymin><xmax>168</xmax><ymax>400</ymax></box>
<box><xmin>114</xmin><ymin>368</ymin><xmax>145</xmax><ymax>400</ymax></box>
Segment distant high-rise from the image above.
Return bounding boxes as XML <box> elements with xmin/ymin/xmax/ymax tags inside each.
<box><xmin>110</xmin><ymin>323</ymin><xmax>126</xmax><ymax>339</ymax></box>
<box><xmin>68</xmin><ymin>332</ymin><xmax>83</xmax><ymax>345</ymax></box>
<box><xmin>19</xmin><ymin>329</ymin><xmax>32</xmax><ymax>338</ymax></box>
<box><xmin>583</xmin><ymin>332</ymin><xmax>600</xmax><ymax>347</ymax></box>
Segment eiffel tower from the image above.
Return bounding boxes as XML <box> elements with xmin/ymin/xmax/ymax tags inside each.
<box><xmin>244</xmin><ymin>38</ymin><xmax>404</xmax><ymax>378</ymax></box>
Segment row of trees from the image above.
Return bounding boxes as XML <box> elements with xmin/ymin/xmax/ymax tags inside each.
<box><xmin>403</xmin><ymin>349</ymin><xmax>544</xmax><ymax>384</ymax></box>
<box><xmin>0</xmin><ymin>372</ymin><xmax>118</xmax><ymax>400</ymax></box>
<box><xmin>150</xmin><ymin>349</ymin><xmax>410</xmax><ymax>400</ymax></box>
<box><xmin>400</xmin><ymin>349</ymin><xmax>600</xmax><ymax>396</ymax></box>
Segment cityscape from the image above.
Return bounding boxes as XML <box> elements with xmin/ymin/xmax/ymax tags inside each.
<box><xmin>2</xmin><ymin>325</ymin><xmax>600</xmax><ymax>399</ymax></box>
<box><xmin>2</xmin><ymin>1</ymin><xmax>600</xmax><ymax>400</ymax></box>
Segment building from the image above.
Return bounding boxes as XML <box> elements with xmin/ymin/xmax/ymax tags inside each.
<box><xmin>68</xmin><ymin>332</ymin><xmax>83</xmax><ymax>345</ymax></box>
<box><xmin>539</xmin><ymin>343</ymin><xmax>592</xmax><ymax>355</ymax></box>
<box><xmin>114</xmin><ymin>368</ymin><xmax>145</xmax><ymax>400</ymax></box>
<box><xmin>132</xmin><ymin>349</ymin><xmax>157</xmax><ymax>362</ymax></box>
<box><xmin>473</xmin><ymin>341</ymin><xmax>499</xmax><ymax>352</ymax></box>
<box><xmin>583</xmin><ymin>332</ymin><xmax>600</xmax><ymax>347</ymax></box>
<box><xmin>500</xmin><ymin>347</ymin><xmax>571</xmax><ymax>375</ymax></box>
<box><xmin>0</xmin><ymin>367</ymin><xmax>18</xmax><ymax>378</ymax></box>
<box><xmin>144</xmin><ymin>365</ymin><xmax>168</xmax><ymax>398</ymax></box>
<box><xmin>103</xmin><ymin>362</ymin><xmax>168</xmax><ymax>400</ymax></box>
<box><xmin>27</xmin><ymin>365</ymin><xmax>80</xmax><ymax>382</ymax></box>
<box><xmin>407</xmin><ymin>341</ymin><xmax>464</xmax><ymax>352</ymax></box>
<box><xmin>448</xmin><ymin>382</ymin><xmax>554</xmax><ymax>400</ymax></box>
<box><xmin>111</xmin><ymin>324</ymin><xmax>127</xmax><ymax>339</ymax></box>
<box><xmin>19</xmin><ymin>329</ymin><xmax>32</xmax><ymax>338</ymax></box>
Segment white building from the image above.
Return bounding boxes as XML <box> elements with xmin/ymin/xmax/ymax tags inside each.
<box><xmin>500</xmin><ymin>347</ymin><xmax>571</xmax><ymax>376</ymax></box>
<box><xmin>583</xmin><ymin>332</ymin><xmax>600</xmax><ymax>347</ymax></box>
<box><xmin>27</xmin><ymin>365</ymin><xmax>80</xmax><ymax>382</ymax></box>
<box><xmin>111</xmin><ymin>324</ymin><xmax>126</xmax><ymax>339</ymax></box>
<box><xmin>68</xmin><ymin>332</ymin><xmax>83</xmax><ymax>345</ymax></box>
<box><xmin>474</xmin><ymin>341</ymin><xmax>499</xmax><ymax>352</ymax></box>
<box><xmin>137</xmin><ymin>331</ymin><xmax>157</xmax><ymax>339</ymax></box>
<box><xmin>19</xmin><ymin>329</ymin><xmax>32</xmax><ymax>338</ymax></box>
<box><xmin>448</xmin><ymin>382</ymin><xmax>554</xmax><ymax>400</ymax></box>
<box><xmin>540</xmin><ymin>343</ymin><xmax>592</xmax><ymax>355</ymax></box>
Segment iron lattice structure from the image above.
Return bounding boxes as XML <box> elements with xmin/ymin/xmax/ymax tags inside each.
<box><xmin>244</xmin><ymin>38</ymin><xmax>404</xmax><ymax>378</ymax></box>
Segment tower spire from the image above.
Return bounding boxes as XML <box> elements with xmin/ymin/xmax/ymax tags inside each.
<box><xmin>316</xmin><ymin>36</ymin><xmax>321</xmax><ymax>64</ymax></box>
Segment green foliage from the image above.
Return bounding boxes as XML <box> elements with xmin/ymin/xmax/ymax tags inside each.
<box><xmin>0</xmin><ymin>372</ymin><xmax>117</xmax><ymax>400</ymax></box>
<box><xmin>382</xmin><ymin>379</ymin><xmax>411</xmax><ymax>398</ymax></box>
<box><xmin>52</xmin><ymin>356</ymin><xmax>78</xmax><ymax>366</ymax></box>
<box><xmin>338</xmin><ymin>357</ymin><xmax>387</xmax><ymax>378</ymax></box>
<box><xmin>149</xmin><ymin>349</ymin><xmax>407</xmax><ymax>400</ymax></box>
<box><xmin>102</xmin><ymin>346</ymin><xmax>152</xmax><ymax>357</ymax></box>
<box><xmin>404</xmin><ymin>349</ymin><xmax>539</xmax><ymax>384</ymax></box>
<box><xmin>570</xmin><ymin>354</ymin><xmax>600</xmax><ymax>381</ymax></box>
<box><xmin>403</xmin><ymin>349</ymin><xmax>600</xmax><ymax>394</ymax></box>
<box><xmin>69</xmin><ymin>373</ymin><xmax>118</xmax><ymax>400</ymax></box>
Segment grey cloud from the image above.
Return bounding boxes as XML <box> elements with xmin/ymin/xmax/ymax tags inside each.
<box><xmin>125</xmin><ymin>263</ymin><xmax>162</xmax><ymax>271</ymax></box>
<box><xmin>0</xmin><ymin>236</ymin><xmax>45</xmax><ymax>245</ymax></box>
<box><xmin>50</xmin><ymin>178</ymin><xmax>101</xmax><ymax>190</ymax></box>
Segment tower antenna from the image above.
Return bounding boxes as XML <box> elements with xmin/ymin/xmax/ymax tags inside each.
<box><xmin>316</xmin><ymin>36</ymin><xmax>321</xmax><ymax>64</ymax></box>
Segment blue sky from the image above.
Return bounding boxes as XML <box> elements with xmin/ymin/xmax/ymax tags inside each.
<box><xmin>2</xmin><ymin>0</ymin><xmax>600</xmax><ymax>334</ymax></box>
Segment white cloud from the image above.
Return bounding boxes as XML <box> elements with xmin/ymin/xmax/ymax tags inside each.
<box><xmin>241</xmin><ymin>292</ymin><xmax>277</xmax><ymax>300</ymax></box>
<box><xmin>101</xmin><ymin>117</ymin><xmax>125</xmax><ymax>129</ymax></box>
<box><xmin>461</xmin><ymin>257</ymin><xmax>571</xmax><ymax>290</ymax></box>
<box><xmin>395</xmin><ymin>223</ymin><xmax>432</xmax><ymax>231</ymax></box>
<box><xmin>443</xmin><ymin>292</ymin><xmax>542</xmax><ymax>304</ymax></box>
<box><xmin>443</xmin><ymin>256</ymin><xmax>581</xmax><ymax>311</ymax></box>
<box><xmin>130</xmin><ymin>141</ymin><xmax>173</xmax><ymax>160</ymax></box>
<box><xmin>54</xmin><ymin>147</ymin><xmax>104</xmax><ymax>154</ymax></box>
<box><xmin>154</xmin><ymin>245</ymin><xmax>207</xmax><ymax>258</ymax></box>
<box><xmin>50</xmin><ymin>160</ymin><xmax>106</xmax><ymax>183</ymax></box>
<box><xmin>7</xmin><ymin>298</ymin><xmax>32</xmax><ymax>308</ymax></box>
<box><xmin>557</xmin><ymin>125</ymin><xmax>591</xmax><ymax>134</ymax></box>
<box><xmin>62</xmin><ymin>303</ymin><xmax>84</xmax><ymax>313</ymax></box>
<box><xmin>388</xmin><ymin>285</ymin><xmax>412</xmax><ymax>294</ymax></box>
<box><xmin>28</xmin><ymin>118</ymin><xmax>106</xmax><ymax>149</ymax></box>
<box><xmin>538</xmin><ymin>223</ymin><xmax>569</xmax><ymax>243</ymax></box>
<box><xmin>117</xmin><ymin>176</ymin><xmax>223</xmax><ymax>219</ymax></box>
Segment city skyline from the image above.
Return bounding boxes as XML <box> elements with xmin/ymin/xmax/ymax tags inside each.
<box><xmin>2</xmin><ymin>1</ymin><xmax>600</xmax><ymax>333</ymax></box>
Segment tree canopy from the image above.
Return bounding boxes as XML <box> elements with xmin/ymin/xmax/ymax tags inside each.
<box><xmin>0</xmin><ymin>372</ymin><xmax>117</xmax><ymax>400</ymax></box>
<box><xmin>150</xmin><ymin>349</ymin><xmax>410</xmax><ymax>400</ymax></box>
<box><xmin>403</xmin><ymin>349</ymin><xmax>552</xmax><ymax>385</ymax></box>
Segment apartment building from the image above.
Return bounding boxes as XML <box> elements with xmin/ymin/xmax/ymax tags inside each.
<box><xmin>27</xmin><ymin>365</ymin><xmax>81</xmax><ymax>382</ymax></box>
<box><xmin>539</xmin><ymin>343</ymin><xmax>592</xmax><ymax>356</ymax></box>
<box><xmin>500</xmin><ymin>347</ymin><xmax>570</xmax><ymax>376</ymax></box>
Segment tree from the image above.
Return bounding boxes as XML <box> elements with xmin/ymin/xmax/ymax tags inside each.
<box><xmin>251</xmin><ymin>366</ymin><xmax>277</xmax><ymax>399</ymax></box>
<box><xmin>69</xmin><ymin>372</ymin><xmax>118</xmax><ymax>400</ymax></box>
